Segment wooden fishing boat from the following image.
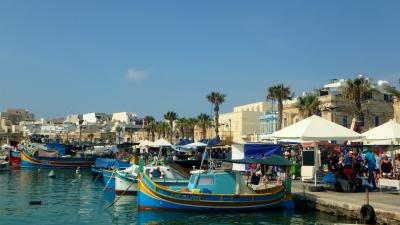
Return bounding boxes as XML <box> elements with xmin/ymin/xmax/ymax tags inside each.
<box><xmin>91</xmin><ymin>158</ymin><xmax>116</xmax><ymax>177</ymax></box>
<box><xmin>21</xmin><ymin>149</ymin><xmax>96</xmax><ymax>168</ymax></box>
<box><xmin>10</xmin><ymin>149</ymin><xmax>21</xmax><ymax>166</ymax></box>
<box><xmin>115</xmin><ymin>165</ymin><xmax>188</xmax><ymax>195</ymax></box>
<box><xmin>137</xmin><ymin>155</ymin><xmax>294</xmax><ymax>211</ymax></box>
<box><xmin>0</xmin><ymin>160</ymin><xmax>10</xmax><ymax>171</ymax></box>
<box><xmin>101</xmin><ymin>160</ymin><xmax>131</xmax><ymax>189</ymax></box>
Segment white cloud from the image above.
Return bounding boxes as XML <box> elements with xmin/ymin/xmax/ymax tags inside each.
<box><xmin>125</xmin><ymin>68</ymin><xmax>146</xmax><ymax>81</ymax></box>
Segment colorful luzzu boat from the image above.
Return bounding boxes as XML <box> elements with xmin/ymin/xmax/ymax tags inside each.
<box><xmin>137</xmin><ymin>155</ymin><xmax>294</xmax><ymax>211</ymax></box>
<box><xmin>91</xmin><ymin>158</ymin><xmax>116</xmax><ymax>177</ymax></box>
<box><xmin>101</xmin><ymin>160</ymin><xmax>131</xmax><ymax>190</ymax></box>
<box><xmin>21</xmin><ymin>150</ymin><xmax>96</xmax><ymax>168</ymax></box>
<box><xmin>115</xmin><ymin>165</ymin><xmax>188</xmax><ymax>195</ymax></box>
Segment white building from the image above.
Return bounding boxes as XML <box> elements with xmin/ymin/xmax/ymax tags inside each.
<box><xmin>65</xmin><ymin>114</ymin><xmax>83</xmax><ymax>124</ymax></box>
<box><xmin>112</xmin><ymin>112</ymin><xmax>138</xmax><ymax>124</ymax></box>
<box><xmin>83</xmin><ymin>113</ymin><xmax>111</xmax><ymax>124</ymax></box>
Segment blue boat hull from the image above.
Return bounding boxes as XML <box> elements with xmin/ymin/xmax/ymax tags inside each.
<box><xmin>138</xmin><ymin>173</ymin><xmax>294</xmax><ymax>211</ymax></box>
<box><xmin>91</xmin><ymin>168</ymin><xmax>103</xmax><ymax>177</ymax></box>
<box><xmin>101</xmin><ymin>170</ymin><xmax>115</xmax><ymax>189</ymax></box>
<box><xmin>138</xmin><ymin>188</ymin><xmax>294</xmax><ymax>211</ymax></box>
<box><xmin>21</xmin><ymin>151</ymin><xmax>95</xmax><ymax>168</ymax></box>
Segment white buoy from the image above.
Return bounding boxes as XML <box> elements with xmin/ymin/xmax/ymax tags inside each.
<box><xmin>76</xmin><ymin>166</ymin><xmax>80</xmax><ymax>174</ymax></box>
<box><xmin>48</xmin><ymin>170</ymin><xmax>55</xmax><ymax>178</ymax></box>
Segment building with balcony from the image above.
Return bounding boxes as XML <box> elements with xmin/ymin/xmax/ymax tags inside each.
<box><xmin>281</xmin><ymin>78</ymin><xmax>394</xmax><ymax>133</ymax></box>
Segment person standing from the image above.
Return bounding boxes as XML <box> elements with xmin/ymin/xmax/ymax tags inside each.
<box><xmin>374</xmin><ymin>151</ymin><xmax>382</xmax><ymax>182</ymax></box>
<box><xmin>364</xmin><ymin>148</ymin><xmax>377</xmax><ymax>190</ymax></box>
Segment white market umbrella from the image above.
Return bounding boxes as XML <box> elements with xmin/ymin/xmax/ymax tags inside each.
<box><xmin>271</xmin><ymin>115</ymin><xmax>364</xmax><ymax>141</ymax></box>
<box><xmin>182</xmin><ymin>141</ymin><xmax>207</xmax><ymax>150</ymax></box>
<box><xmin>152</xmin><ymin>138</ymin><xmax>172</xmax><ymax>147</ymax></box>
<box><xmin>362</xmin><ymin>120</ymin><xmax>400</xmax><ymax>142</ymax></box>
<box><xmin>139</xmin><ymin>140</ymin><xmax>155</xmax><ymax>148</ymax></box>
<box><xmin>271</xmin><ymin>115</ymin><xmax>364</xmax><ymax>186</ymax></box>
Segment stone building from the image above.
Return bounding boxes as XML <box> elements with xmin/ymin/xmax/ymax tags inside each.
<box><xmin>281</xmin><ymin>78</ymin><xmax>394</xmax><ymax>133</ymax></box>
<box><xmin>193</xmin><ymin>102</ymin><xmax>274</xmax><ymax>143</ymax></box>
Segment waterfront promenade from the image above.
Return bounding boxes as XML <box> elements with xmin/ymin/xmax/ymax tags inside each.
<box><xmin>292</xmin><ymin>181</ymin><xmax>400</xmax><ymax>224</ymax></box>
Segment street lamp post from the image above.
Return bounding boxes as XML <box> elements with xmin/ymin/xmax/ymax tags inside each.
<box><xmin>79</xmin><ymin>119</ymin><xmax>84</xmax><ymax>142</ymax></box>
<box><xmin>228</xmin><ymin>119</ymin><xmax>232</xmax><ymax>139</ymax></box>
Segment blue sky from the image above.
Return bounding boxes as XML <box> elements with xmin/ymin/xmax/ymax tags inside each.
<box><xmin>1</xmin><ymin>1</ymin><xmax>399</xmax><ymax>119</ymax></box>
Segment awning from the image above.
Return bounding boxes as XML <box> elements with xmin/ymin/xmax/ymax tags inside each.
<box><xmin>224</xmin><ymin>154</ymin><xmax>291</xmax><ymax>166</ymax></box>
<box><xmin>271</xmin><ymin>115</ymin><xmax>364</xmax><ymax>141</ymax></box>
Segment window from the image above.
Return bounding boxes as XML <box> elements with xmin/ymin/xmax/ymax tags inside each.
<box><xmin>198</xmin><ymin>176</ymin><xmax>214</xmax><ymax>185</ymax></box>
<box><xmin>342</xmin><ymin>116</ymin><xmax>348</xmax><ymax>128</ymax></box>
<box><xmin>375</xmin><ymin>116</ymin><xmax>380</xmax><ymax>127</ymax></box>
<box><xmin>384</xmin><ymin>94</ymin><xmax>390</xmax><ymax>102</ymax></box>
<box><xmin>360</xmin><ymin>113</ymin><xmax>365</xmax><ymax>127</ymax></box>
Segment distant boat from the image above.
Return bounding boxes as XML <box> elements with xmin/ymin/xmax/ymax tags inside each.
<box><xmin>21</xmin><ymin>149</ymin><xmax>96</xmax><ymax>168</ymax></box>
<box><xmin>137</xmin><ymin>155</ymin><xmax>294</xmax><ymax>211</ymax></box>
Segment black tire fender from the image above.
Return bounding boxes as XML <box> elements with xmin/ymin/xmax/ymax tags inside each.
<box><xmin>360</xmin><ymin>204</ymin><xmax>376</xmax><ymax>224</ymax></box>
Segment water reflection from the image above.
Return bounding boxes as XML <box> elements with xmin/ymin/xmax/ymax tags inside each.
<box><xmin>0</xmin><ymin>169</ymin><xmax>354</xmax><ymax>225</ymax></box>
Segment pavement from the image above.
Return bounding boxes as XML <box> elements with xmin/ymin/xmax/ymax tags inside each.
<box><xmin>291</xmin><ymin>181</ymin><xmax>400</xmax><ymax>224</ymax></box>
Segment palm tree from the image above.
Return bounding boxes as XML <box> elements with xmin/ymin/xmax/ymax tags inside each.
<box><xmin>147</xmin><ymin>121</ymin><xmax>157</xmax><ymax>141</ymax></box>
<box><xmin>88</xmin><ymin>133</ymin><xmax>94</xmax><ymax>143</ymax></box>
<box><xmin>143</xmin><ymin>116</ymin><xmax>155</xmax><ymax>140</ymax></box>
<box><xmin>176</xmin><ymin>118</ymin><xmax>188</xmax><ymax>139</ymax></box>
<box><xmin>267</xmin><ymin>84</ymin><xmax>291</xmax><ymax>130</ymax></box>
<box><xmin>155</xmin><ymin>122</ymin><xmax>162</xmax><ymax>139</ymax></box>
<box><xmin>296</xmin><ymin>93</ymin><xmax>320</xmax><ymax>118</ymax></box>
<box><xmin>125</xmin><ymin>129</ymin><xmax>134</xmax><ymax>143</ymax></box>
<box><xmin>197</xmin><ymin>113</ymin><xmax>212</xmax><ymax>140</ymax></box>
<box><xmin>164</xmin><ymin>111</ymin><xmax>178</xmax><ymax>143</ymax></box>
<box><xmin>207</xmin><ymin>92</ymin><xmax>226</xmax><ymax>138</ymax></box>
<box><xmin>341</xmin><ymin>76</ymin><xmax>372</xmax><ymax>131</ymax></box>
<box><xmin>187</xmin><ymin>118</ymin><xmax>198</xmax><ymax>140</ymax></box>
<box><xmin>115</xmin><ymin>126</ymin><xmax>123</xmax><ymax>144</ymax></box>
<box><xmin>78</xmin><ymin>119</ymin><xmax>84</xmax><ymax>142</ymax></box>
<box><xmin>159</xmin><ymin>121</ymin><xmax>169</xmax><ymax>138</ymax></box>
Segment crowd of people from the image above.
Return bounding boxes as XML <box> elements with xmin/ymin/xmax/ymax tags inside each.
<box><xmin>327</xmin><ymin>147</ymin><xmax>400</xmax><ymax>192</ymax></box>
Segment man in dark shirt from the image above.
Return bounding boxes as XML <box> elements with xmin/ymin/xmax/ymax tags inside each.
<box><xmin>329</xmin><ymin>151</ymin><xmax>339</xmax><ymax>175</ymax></box>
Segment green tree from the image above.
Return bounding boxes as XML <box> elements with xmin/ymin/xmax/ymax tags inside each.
<box><xmin>207</xmin><ymin>92</ymin><xmax>226</xmax><ymax>138</ymax></box>
<box><xmin>267</xmin><ymin>84</ymin><xmax>291</xmax><ymax>130</ymax></box>
<box><xmin>143</xmin><ymin>116</ymin><xmax>155</xmax><ymax>140</ymax></box>
<box><xmin>164</xmin><ymin>111</ymin><xmax>178</xmax><ymax>143</ymax></box>
<box><xmin>176</xmin><ymin>117</ymin><xmax>188</xmax><ymax>139</ymax></box>
<box><xmin>115</xmin><ymin>126</ymin><xmax>123</xmax><ymax>144</ymax></box>
<box><xmin>147</xmin><ymin>121</ymin><xmax>157</xmax><ymax>141</ymax></box>
<box><xmin>197</xmin><ymin>113</ymin><xmax>212</xmax><ymax>140</ymax></box>
<box><xmin>187</xmin><ymin>118</ymin><xmax>198</xmax><ymax>140</ymax></box>
<box><xmin>341</xmin><ymin>76</ymin><xmax>372</xmax><ymax>131</ymax></box>
<box><xmin>159</xmin><ymin>121</ymin><xmax>170</xmax><ymax>139</ymax></box>
<box><xmin>296</xmin><ymin>93</ymin><xmax>320</xmax><ymax>118</ymax></box>
<box><xmin>88</xmin><ymin>133</ymin><xmax>94</xmax><ymax>143</ymax></box>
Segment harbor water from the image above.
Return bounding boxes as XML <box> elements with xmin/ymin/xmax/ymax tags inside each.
<box><xmin>0</xmin><ymin>169</ymin><xmax>355</xmax><ymax>225</ymax></box>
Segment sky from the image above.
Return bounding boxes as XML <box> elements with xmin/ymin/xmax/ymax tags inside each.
<box><xmin>0</xmin><ymin>1</ymin><xmax>400</xmax><ymax>120</ymax></box>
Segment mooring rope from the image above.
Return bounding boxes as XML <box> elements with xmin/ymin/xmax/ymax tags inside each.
<box><xmin>104</xmin><ymin>176</ymin><xmax>136</xmax><ymax>209</ymax></box>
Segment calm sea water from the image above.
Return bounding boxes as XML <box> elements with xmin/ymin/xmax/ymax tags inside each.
<box><xmin>0</xmin><ymin>169</ymin><xmax>354</xmax><ymax>225</ymax></box>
